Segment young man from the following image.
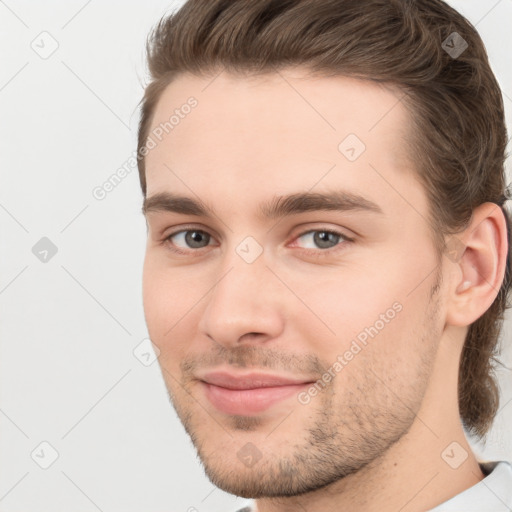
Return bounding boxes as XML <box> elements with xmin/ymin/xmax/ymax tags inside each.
<box><xmin>137</xmin><ymin>0</ymin><xmax>512</xmax><ymax>510</ymax></box>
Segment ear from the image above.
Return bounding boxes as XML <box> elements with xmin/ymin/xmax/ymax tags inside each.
<box><xmin>445</xmin><ymin>202</ymin><xmax>508</xmax><ymax>327</ymax></box>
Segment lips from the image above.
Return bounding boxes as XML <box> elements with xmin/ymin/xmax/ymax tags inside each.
<box><xmin>200</xmin><ymin>370</ymin><xmax>313</xmax><ymax>390</ymax></box>
<box><xmin>198</xmin><ymin>370</ymin><xmax>315</xmax><ymax>415</ymax></box>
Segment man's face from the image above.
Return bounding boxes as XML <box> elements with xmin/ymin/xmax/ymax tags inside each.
<box><xmin>142</xmin><ymin>69</ymin><xmax>446</xmax><ymax>498</ymax></box>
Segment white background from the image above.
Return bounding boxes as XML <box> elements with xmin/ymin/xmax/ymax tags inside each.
<box><xmin>0</xmin><ymin>1</ymin><xmax>511</xmax><ymax>511</ymax></box>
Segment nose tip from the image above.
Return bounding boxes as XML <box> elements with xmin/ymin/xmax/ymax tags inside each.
<box><xmin>198</xmin><ymin>262</ymin><xmax>285</xmax><ymax>349</ymax></box>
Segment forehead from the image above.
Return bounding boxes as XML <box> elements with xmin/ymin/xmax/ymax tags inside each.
<box><xmin>144</xmin><ymin>68</ymin><xmax>426</xmax><ymax>219</ymax></box>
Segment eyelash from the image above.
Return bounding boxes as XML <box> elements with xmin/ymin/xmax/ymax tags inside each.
<box><xmin>162</xmin><ymin>226</ymin><xmax>354</xmax><ymax>259</ymax></box>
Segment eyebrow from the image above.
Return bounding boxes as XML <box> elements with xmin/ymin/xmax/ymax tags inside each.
<box><xmin>142</xmin><ymin>190</ymin><xmax>383</xmax><ymax>220</ymax></box>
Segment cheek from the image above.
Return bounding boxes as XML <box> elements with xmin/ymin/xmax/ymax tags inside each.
<box><xmin>292</xmin><ymin>269</ymin><xmax>397</xmax><ymax>336</ymax></box>
<box><xmin>142</xmin><ymin>256</ymin><xmax>214</xmax><ymax>371</ymax></box>
<box><xmin>143</xmin><ymin>249</ymin><xmax>195</xmax><ymax>302</ymax></box>
<box><xmin>298</xmin><ymin>256</ymin><xmax>435</xmax><ymax>362</ymax></box>
<box><xmin>142</xmin><ymin>256</ymin><xmax>165</xmax><ymax>330</ymax></box>
<box><xmin>142</xmin><ymin>256</ymin><xmax>191</xmax><ymax>339</ymax></box>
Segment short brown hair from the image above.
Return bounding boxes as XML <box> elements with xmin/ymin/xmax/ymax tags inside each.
<box><xmin>136</xmin><ymin>0</ymin><xmax>511</xmax><ymax>439</ymax></box>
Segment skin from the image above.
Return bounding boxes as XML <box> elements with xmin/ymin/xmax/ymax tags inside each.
<box><xmin>141</xmin><ymin>68</ymin><xmax>508</xmax><ymax>511</ymax></box>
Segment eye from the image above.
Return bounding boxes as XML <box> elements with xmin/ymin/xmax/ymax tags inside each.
<box><xmin>164</xmin><ymin>228</ymin><xmax>215</xmax><ymax>254</ymax></box>
<box><xmin>162</xmin><ymin>226</ymin><xmax>352</xmax><ymax>257</ymax></box>
<box><xmin>290</xmin><ymin>228</ymin><xmax>352</xmax><ymax>255</ymax></box>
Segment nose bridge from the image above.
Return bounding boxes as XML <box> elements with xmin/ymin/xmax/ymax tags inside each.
<box><xmin>198</xmin><ymin>239</ymin><xmax>284</xmax><ymax>344</ymax></box>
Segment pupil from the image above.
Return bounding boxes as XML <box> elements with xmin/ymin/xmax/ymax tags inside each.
<box><xmin>187</xmin><ymin>231</ymin><xmax>208</xmax><ymax>248</ymax></box>
<box><xmin>315</xmin><ymin>231</ymin><xmax>337</xmax><ymax>249</ymax></box>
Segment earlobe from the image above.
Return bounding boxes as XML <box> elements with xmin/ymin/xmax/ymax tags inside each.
<box><xmin>445</xmin><ymin>202</ymin><xmax>508</xmax><ymax>327</ymax></box>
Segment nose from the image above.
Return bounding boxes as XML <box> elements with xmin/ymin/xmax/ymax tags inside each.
<box><xmin>197</xmin><ymin>252</ymin><xmax>285</xmax><ymax>348</ymax></box>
